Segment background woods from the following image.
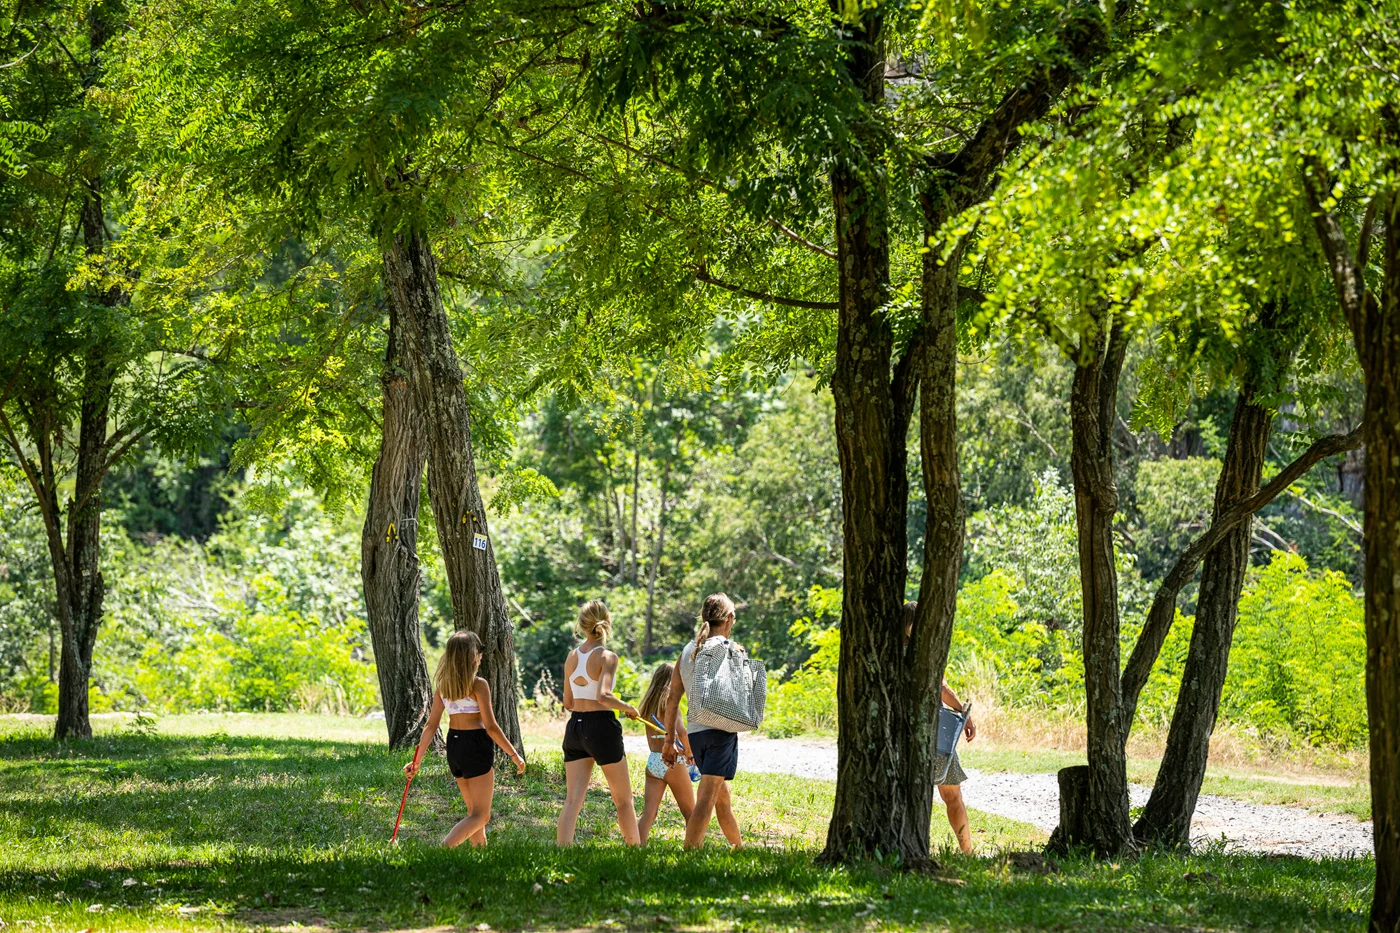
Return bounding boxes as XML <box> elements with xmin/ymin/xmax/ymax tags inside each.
<box><xmin>1</xmin><ymin>0</ymin><xmax>1398</xmax><ymax>928</ymax></box>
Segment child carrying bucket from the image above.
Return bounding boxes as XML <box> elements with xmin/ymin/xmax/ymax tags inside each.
<box><xmin>636</xmin><ymin>662</ymin><xmax>696</xmax><ymax>844</ymax></box>
<box><xmin>403</xmin><ymin>631</ymin><xmax>526</xmax><ymax>847</ymax></box>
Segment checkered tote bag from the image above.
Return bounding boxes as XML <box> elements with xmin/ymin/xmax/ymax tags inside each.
<box><xmin>690</xmin><ymin>637</ymin><xmax>766</xmax><ymax>732</ymax></box>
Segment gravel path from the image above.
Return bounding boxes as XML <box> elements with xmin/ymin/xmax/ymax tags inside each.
<box><xmin>624</xmin><ymin>734</ymin><xmax>1373</xmax><ymax>859</ymax></box>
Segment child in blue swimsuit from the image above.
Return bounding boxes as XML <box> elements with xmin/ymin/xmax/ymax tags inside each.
<box><xmin>636</xmin><ymin>662</ymin><xmax>695</xmax><ymax>844</ymax></box>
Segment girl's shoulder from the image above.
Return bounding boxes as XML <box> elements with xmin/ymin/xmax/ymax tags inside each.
<box><xmin>472</xmin><ymin>675</ymin><xmax>490</xmax><ymax>696</ymax></box>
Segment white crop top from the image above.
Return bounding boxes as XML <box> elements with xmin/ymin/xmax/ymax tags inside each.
<box><xmin>442</xmin><ymin>693</ymin><xmax>480</xmax><ymax>715</ymax></box>
<box><xmin>570</xmin><ymin>644</ymin><xmax>604</xmax><ymax>700</ymax></box>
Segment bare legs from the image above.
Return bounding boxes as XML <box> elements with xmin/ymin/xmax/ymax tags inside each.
<box><xmin>556</xmin><ymin>757</ymin><xmax>641</xmax><ymax>846</ymax></box>
<box><xmin>443</xmin><ymin>772</ymin><xmax>494</xmax><ymax>848</ymax></box>
<box><xmin>938</xmin><ymin>783</ymin><xmax>972</xmax><ymax>854</ymax></box>
<box><xmin>639</xmin><ymin>766</ymin><xmax>696</xmax><ymax>844</ymax></box>
<box><xmin>684</xmin><ymin>775</ymin><xmax>741</xmax><ymax>849</ymax></box>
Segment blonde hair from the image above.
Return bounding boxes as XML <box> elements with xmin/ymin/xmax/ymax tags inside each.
<box><xmin>638</xmin><ymin>663</ymin><xmax>673</xmax><ymax>726</ymax></box>
<box><xmin>695</xmin><ymin>592</ymin><xmax>736</xmax><ymax>647</ymax></box>
<box><xmin>575</xmin><ymin>599</ymin><xmax>613</xmax><ymax>642</ymax></box>
<box><xmin>434</xmin><ymin>630</ymin><xmax>482</xmax><ymax>701</ymax></box>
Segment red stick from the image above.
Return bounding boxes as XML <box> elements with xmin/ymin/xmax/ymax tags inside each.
<box><xmin>391</xmin><ymin>751</ymin><xmax>420</xmax><ymax>844</ymax></box>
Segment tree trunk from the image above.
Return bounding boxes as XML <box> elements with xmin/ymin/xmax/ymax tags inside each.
<box><xmin>629</xmin><ymin>443</ymin><xmax>641</xmax><ymax>585</ymax></box>
<box><xmin>643</xmin><ymin>454</ymin><xmax>671</xmax><ymax>655</ymax></box>
<box><xmin>1362</xmin><ymin>192</ymin><xmax>1400</xmax><ymax>933</ymax></box>
<box><xmin>383</xmin><ymin>230</ymin><xmax>521</xmax><ymax>750</ymax></box>
<box><xmin>821</xmin><ymin>9</ymin><xmax>930</xmax><ymax>863</ymax></box>
<box><xmin>53</xmin><ymin>348</ymin><xmax>114</xmax><ymax>740</ymax></box>
<box><xmin>50</xmin><ymin>3</ymin><xmax>124</xmax><ymax>741</ymax></box>
<box><xmin>360</xmin><ymin>298</ymin><xmax>435</xmax><ymax>749</ymax></box>
<box><xmin>1063</xmin><ymin>321</ymin><xmax>1136</xmax><ymax>856</ymax></box>
<box><xmin>899</xmin><ymin>210</ymin><xmax>968</xmax><ymax>863</ymax></box>
<box><xmin>1134</xmin><ymin>384</ymin><xmax>1272</xmax><ymax>848</ymax></box>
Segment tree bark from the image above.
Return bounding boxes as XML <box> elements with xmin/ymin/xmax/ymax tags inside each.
<box><xmin>1063</xmin><ymin>321</ymin><xmax>1136</xmax><ymax>857</ymax></box>
<box><xmin>360</xmin><ymin>298</ymin><xmax>435</xmax><ymax>749</ymax></box>
<box><xmin>1302</xmin><ymin>168</ymin><xmax>1399</xmax><ymax>933</ymax></box>
<box><xmin>1360</xmin><ymin>192</ymin><xmax>1400</xmax><ymax>933</ymax></box>
<box><xmin>1047</xmin><ymin>765</ymin><xmax>1091</xmax><ymax>856</ymax></box>
<box><xmin>819</xmin><ymin>1</ymin><xmax>1112</xmax><ymax>866</ymax></box>
<box><xmin>822</xmin><ymin>6</ymin><xmax>926</xmax><ymax>864</ymax></box>
<box><xmin>383</xmin><ymin>229</ymin><xmax>521</xmax><ymax>750</ymax></box>
<box><xmin>1134</xmin><ymin>383</ymin><xmax>1272</xmax><ymax>848</ymax></box>
<box><xmin>51</xmin><ymin>3</ymin><xmax>125</xmax><ymax>739</ymax></box>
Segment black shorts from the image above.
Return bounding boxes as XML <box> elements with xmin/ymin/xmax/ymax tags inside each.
<box><xmin>446</xmin><ymin>728</ymin><xmax>495</xmax><ymax>779</ymax></box>
<box><xmin>562</xmin><ymin>710</ymin><xmax>625</xmax><ymax>765</ymax></box>
<box><xmin>689</xmin><ymin>729</ymin><xmax>738</xmax><ymax>780</ymax></box>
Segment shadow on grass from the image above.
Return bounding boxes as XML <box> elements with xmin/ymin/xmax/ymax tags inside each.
<box><xmin>0</xmin><ymin>731</ymin><xmax>1376</xmax><ymax>932</ymax></box>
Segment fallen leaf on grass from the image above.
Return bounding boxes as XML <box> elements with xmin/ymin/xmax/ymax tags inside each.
<box><xmin>531</xmin><ymin>883</ymin><xmax>543</xmax><ymax>894</ymax></box>
<box><xmin>121</xmin><ymin>879</ymin><xmax>138</xmax><ymax>888</ymax></box>
<box><xmin>86</xmin><ymin>905</ymin><xmax>103</xmax><ymax>913</ymax></box>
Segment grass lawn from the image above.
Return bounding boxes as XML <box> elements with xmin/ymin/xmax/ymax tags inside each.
<box><xmin>0</xmin><ymin>713</ymin><xmax>1375</xmax><ymax>932</ymax></box>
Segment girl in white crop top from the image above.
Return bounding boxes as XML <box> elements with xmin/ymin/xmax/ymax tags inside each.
<box><xmin>405</xmin><ymin>631</ymin><xmax>525</xmax><ymax>848</ymax></box>
<box><xmin>556</xmin><ymin>599</ymin><xmax>642</xmax><ymax>847</ymax></box>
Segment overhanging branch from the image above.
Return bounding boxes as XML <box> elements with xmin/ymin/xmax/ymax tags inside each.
<box><xmin>693</xmin><ymin>265</ymin><xmax>837</xmax><ymax>310</ymax></box>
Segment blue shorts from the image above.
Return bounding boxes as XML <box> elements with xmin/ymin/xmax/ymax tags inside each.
<box><xmin>689</xmin><ymin>730</ymin><xmax>738</xmax><ymax>780</ymax></box>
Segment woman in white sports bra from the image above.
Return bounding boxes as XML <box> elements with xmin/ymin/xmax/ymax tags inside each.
<box><xmin>555</xmin><ymin>600</ymin><xmax>642</xmax><ymax>846</ymax></box>
<box><xmin>404</xmin><ymin>631</ymin><xmax>525</xmax><ymax>847</ymax></box>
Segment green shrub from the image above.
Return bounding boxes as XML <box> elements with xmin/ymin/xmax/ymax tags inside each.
<box><xmin>764</xmin><ymin>620</ymin><xmax>839</xmax><ymax>737</ymax></box>
<box><xmin>1223</xmin><ymin>553</ymin><xmax>1367</xmax><ymax>748</ymax></box>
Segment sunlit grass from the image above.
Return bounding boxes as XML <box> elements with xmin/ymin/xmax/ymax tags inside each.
<box><xmin>0</xmin><ymin>714</ymin><xmax>1376</xmax><ymax>931</ymax></box>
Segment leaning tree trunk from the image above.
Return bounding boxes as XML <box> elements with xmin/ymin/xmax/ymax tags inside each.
<box><xmin>360</xmin><ymin>299</ymin><xmax>434</xmax><ymax>749</ymax></box>
<box><xmin>1134</xmin><ymin>379</ymin><xmax>1273</xmax><ymax>847</ymax></box>
<box><xmin>383</xmin><ymin>230</ymin><xmax>521</xmax><ymax>750</ymax></box>
<box><xmin>1362</xmin><ymin>193</ymin><xmax>1400</xmax><ymax>933</ymax></box>
<box><xmin>901</xmin><ymin>216</ymin><xmax>969</xmax><ymax>860</ymax></box>
<box><xmin>1051</xmin><ymin>321</ymin><xmax>1136</xmax><ymax>857</ymax></box>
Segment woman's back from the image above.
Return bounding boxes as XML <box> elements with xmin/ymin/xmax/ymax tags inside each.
<box><xmin>564</xmin><ymin>641</ymin><xmax>613</xmax><ymax>712</ymax></box>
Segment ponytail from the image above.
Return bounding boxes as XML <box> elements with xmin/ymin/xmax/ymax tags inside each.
<box><xmin>695</xmin><ymin>593</ymin><xmax>736</xmax><ymax>647</ymax></box>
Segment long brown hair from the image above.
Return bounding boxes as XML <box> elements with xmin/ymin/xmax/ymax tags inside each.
<box><xmin>434</xmin><ymin>630</ymin><xmax>482</xmax><ymax>701</ymax></box>
<box><xmin>695</xmin><ymin>592</ymin><xmax>736</xmax><ymax>647</ymax></box>
<box><xmin>638</xmin><ymin>663</ymin><xmax>673</xmax><ymax>726</ymax></box>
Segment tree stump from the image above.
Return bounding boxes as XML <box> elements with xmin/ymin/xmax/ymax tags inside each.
<box><xmin>1046</xmin><ymin>765</ymin><xmax>1091</xmax><ymax>856</ymax></box>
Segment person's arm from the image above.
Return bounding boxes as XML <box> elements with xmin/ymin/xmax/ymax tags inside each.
<box><xmin>405</xmin><ymin>694</ymin><xmax>444</xmax><ymax>777</ymax></box>
<box><xmin>475</xmin><ymin>678</ymin><xmax>526</xmax><ymax>775</ymax></box>
<box><xmin>663</xmin><ymin>656</ymin><xmax>686</xmax><ymax>765</ymax></box>
<box><xmin>596</xmin><ymin>652</ymin><xmax>640</xmax><ymax>719</ymax></box>
<box><xmin>562</xmin><ymin>651</ymin><xmax>576</xmax><ymax>712</ymax></box>
<box><xmin>941</xmin><ymin>681</ymin><xmax>976</xmax><ymax>742</ymax></box>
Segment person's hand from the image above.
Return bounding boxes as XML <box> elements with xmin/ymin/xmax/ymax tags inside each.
<box><xmin>512</xmin><ymin>753</ymin><xmax>527</xmax><ymax>776</ymax></box>
<box><xmin>964</xmin><ymin>717</ymin><xmax>976</xmax><ymax>742</ymax></box>
<box><xmin>403</xmin><ymin>756</ymin><xmax>420</xmax><ymax>778</ymax></box>
<box><xmin>623</xmin><ymin>704</ymin><xmax>641</xmax><ymax>720</ymax></box>
<box><xmin>662</xmin><ymin>743</ymin><xmax>678</xmax><ymax>767</ymax></box>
